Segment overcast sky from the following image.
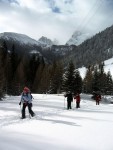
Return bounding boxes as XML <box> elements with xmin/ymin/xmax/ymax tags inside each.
<box><xmin>0</xmin><ymin>0</ymin><xmax>113</xmax><ymax>44</ymax></box>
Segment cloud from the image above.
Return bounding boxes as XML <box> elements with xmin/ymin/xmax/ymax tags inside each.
<box><xmin>0</xmin><ymin>0</ymin><xmax>18</xmax><ymax>4</ymax></box>
<box><xmin>0</xmin><ymin>0</ymin><xmax>113</xmax><ymax>44</ymax></box>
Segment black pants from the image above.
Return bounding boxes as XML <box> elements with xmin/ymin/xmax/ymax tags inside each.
<box><xmin>76</xmin><ymin>102</ymin><xmax>80</xmax><ymax>108</ymax></box>
<box><xmin>67</xmin><ymin>101</ymin><xmax>72</xmax><ymax>109</ymax></box>
<box><xmin>96</xmin><ymin>101</ymin><xmax>100</xmax><ymax>105</ymax></box>
<box><xmin>22</xmin><ymin>103</ymin><xmax>35</xmax><ymax>118</ymax></box>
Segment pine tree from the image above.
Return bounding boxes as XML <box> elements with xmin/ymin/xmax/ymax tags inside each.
<box><xmin>0</xmin><ymin>44</ymin><xmax>5</xmax><ymax>99</ymax></box>
<box><xmin>74</xmin><ymin>69</ymin><xmax>82</xmax><ymax>94</ymax></box>
<box><xmin>27</xmin><ymin>54</ymin><xmax>40</xmax><ymax>90</ymax></box>
<box><xmin>50</xmin><ymin>61</ymin><xmax>64</xmax><ymax>94</ymax></box>
<box><xmin>83</xmin><ymin>66</ymin><xmax>93</xmax><ymax>93</ymax></box>
<box><xmin>14</xmin><ymin>59</ymin><xmax>26</xmax><ymax>95</ymax></box>
<box><xmin>98</xmin><ymin>62</ymin><xmax>106</xmax><ymax>93</ymax></box>
<box><xmin>6</xmin><ymin>44</ymin><xmax>19</xmax><ymax>95</ymax></box>
<box><xmin>0</xmin><ymin>41</ymin><xmax>8</xmax><ymax>94</ymax></box>
<box><xmin>62</xmin><ymin>61</ymin><xmax>75</xmax><ymax>93</ymax></box>
<box><xmin>32</xmin><ymin>56</ymin><xmax>48</xmax><ymax>93</ymax></box>
<box><xmin>105</xmin><ymin>71</ymin><xmax>113</xmax><ymax>95</ymax></box>
<box><xmin>92</xmin><ymin>66</ymin><xmax>100</xmax><ymax>92</ymax></box>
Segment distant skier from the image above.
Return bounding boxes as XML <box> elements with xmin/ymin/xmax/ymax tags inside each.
<box><xmin>74</xmin><ymin>93</ymin><xmax>81</xmax><ymax>108</ymax></box>
<box><xmin>19</xmin><ymin>87</ymin><xmax>35</xmax><ymax>119</ymax></box>
<box><xmin>95</xmin><ymin>94</ymin><xmax>101</xmax><ymax>105</ymax></box>
<box><xmin>64</xmin><ymin>91</ymin><xmax>73</xmax><ymax>110</ymax></box>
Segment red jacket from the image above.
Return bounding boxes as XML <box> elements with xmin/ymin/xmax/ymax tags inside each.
<box><xmin>74</xmin><ymin>94</ymin><xmax>80</xmax><ymax>103</ymax></box>
<box><xmin>96</xmin><ymin>95</ymin><xmax>101</xmax><ymax>101</ymax></box>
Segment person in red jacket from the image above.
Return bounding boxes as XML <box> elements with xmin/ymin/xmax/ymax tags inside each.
<box><xmin>96</xmin><ymin>94</ymin><xmax>101</xmax><ymax>105</ymax></box>
<box><xmin>74</xmin><ymin>93</ymin><xmax>81</xmax><ymax>108</ymax></box>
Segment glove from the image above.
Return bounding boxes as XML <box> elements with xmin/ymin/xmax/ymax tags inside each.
<box><xmin>19</xmin><ymin>102</ymin><xmax>21</xmax><ymax>105</ymax></box>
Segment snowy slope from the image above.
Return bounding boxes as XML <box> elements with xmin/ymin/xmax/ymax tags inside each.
<box><xmin>104</xmin><ymin>57</ymin><xmax>113</xmax><ymax>75</ymax></box>
<box><xmin>0</xmin><ymin>94</ymin><xmax>113</xmax><ymax>150</ymax></box>
<box><xmin>78</xmin><ymin>57</ymin><xmax>113</xmax><ymax>79</ymax></box>
<box><xmin>0</xmin><ymin>32</ymin><xmax>57</xmax><ymax>47</ymax></box>
<box><xmin>0</xmin><ymin>32</ymin><xmax>41</xmax><ymax>46</ymax></box>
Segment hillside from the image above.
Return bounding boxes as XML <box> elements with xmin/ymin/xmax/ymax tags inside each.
<box><xmin>0</xmin><ymin>32</ymin><xmax>40</xmax><ymax>46</ymax></box>
<box><xmin>65</xmin><ymin>25</ymin><xmax>113</xmax><ymax>68</ymax></box>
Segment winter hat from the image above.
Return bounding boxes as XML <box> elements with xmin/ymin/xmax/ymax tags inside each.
<box><xmin>23</xmin><ymin>87</ymin><xmax>30</xmax><ymax>93</ymax></box>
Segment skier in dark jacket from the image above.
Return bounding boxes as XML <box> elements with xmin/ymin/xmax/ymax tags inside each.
<box><xmin>19</xmin><ymin>87</ymin><xmax>35</xmax><ymax>119</ymax></box>
<box><xmin>65</xmin><ymin>91</ymin><xmax>73</xmax><ymax>109</ymax></box>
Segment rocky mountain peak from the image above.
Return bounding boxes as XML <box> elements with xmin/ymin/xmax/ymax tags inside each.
<box><xmin>66</xmin><ymin>30</ymin><xmax>91</xmax><ymax>46</ymax></box>
<box><xmin>38</xmin><ymin>36</ymin><xmax>53</xmax><ymax>47</ymax></box>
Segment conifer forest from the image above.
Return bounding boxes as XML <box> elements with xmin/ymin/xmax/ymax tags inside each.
<box><xmin>0</xmin><ymin>40</ymin><xmax>113</xmax><ymax>100</ymax></box>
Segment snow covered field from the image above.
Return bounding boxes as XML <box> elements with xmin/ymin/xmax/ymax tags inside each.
<box><xmin>0</xmin><ymin>94</ymin><xmax>113</xmax><ymax>150</ymax></box>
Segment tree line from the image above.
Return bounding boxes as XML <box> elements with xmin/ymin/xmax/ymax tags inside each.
<box><xmin>0</xmin><ymin>41</ymin><xmax>113</xmax><ymax>100</ymax></box>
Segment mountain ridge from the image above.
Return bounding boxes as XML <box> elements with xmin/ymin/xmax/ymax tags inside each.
<box><xmin>0</xmin><ymin>32</ymin><xmax>41</xmax><ymax>46</ymax></box>
<box><xmin>1</xmin><ymin>24</ymin><xmax>113</xmax><ymax>69</ymax></box>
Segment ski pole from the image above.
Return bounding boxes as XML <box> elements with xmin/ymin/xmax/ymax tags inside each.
<box><xmin>72</xmin><ymin>99</ymin><xmax>73</xmax><ymax>109</ymax></box>
<box><xmin>29</xmin><ymin>112</ymin><xmax>31</xmax><ymax>119</ymax></box>
<box><xmin>28</xmin><ymin>103</ymin><xmax>31</xmax><ymax>119</ymax></box>
<box><xmin>19</xmin><ymin>102</ymin><xmax>22</xmax><ymax>117</ymax></box>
